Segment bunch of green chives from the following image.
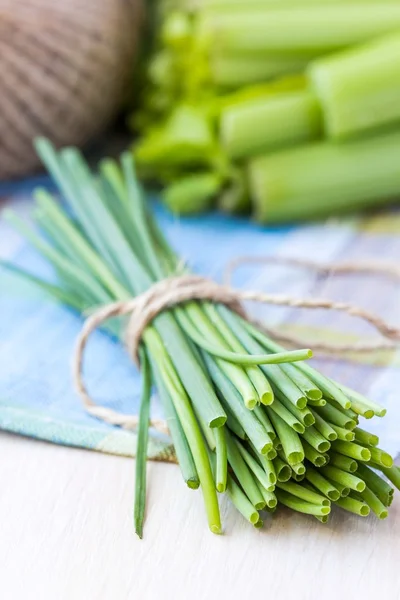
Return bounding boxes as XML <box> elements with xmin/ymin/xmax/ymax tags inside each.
<box><xmin>2</xmin><ymin>139</ymin><xmax>398</xmax><ymax>537</ymax></box>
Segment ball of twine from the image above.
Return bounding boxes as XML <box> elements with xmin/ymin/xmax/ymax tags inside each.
<box><xmin>0</xmin><ymin>0</ymin><xmax>143</xmax><ymax>179</ymax></box>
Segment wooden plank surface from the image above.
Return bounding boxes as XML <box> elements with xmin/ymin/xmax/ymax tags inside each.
<box><xmin>1</xmin><ymin>432</ymin><xmax>399</xmax><ymax>600</ymax></box>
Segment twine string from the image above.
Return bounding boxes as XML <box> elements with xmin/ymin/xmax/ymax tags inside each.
<box><xmin>73</xmin><ymin>260</ymin><xmax>400</xmax><ymax>434</ymax></box>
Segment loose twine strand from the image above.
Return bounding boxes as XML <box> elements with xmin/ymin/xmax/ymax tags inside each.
<box><xmin>73</xmin><ymin>258</ymin><xmax>400</xmax><ymax>434</ymax></box>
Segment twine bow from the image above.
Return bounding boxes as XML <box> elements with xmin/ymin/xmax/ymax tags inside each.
<box><xmin>73</xmin><ymin>258</ymin><xmax>400</xmax><ymax>434</ymax></box>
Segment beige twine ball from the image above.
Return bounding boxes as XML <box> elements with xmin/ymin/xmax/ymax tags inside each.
<box><xmin>0</xmin><ymin>0</ymin><xmax>143</xmax><ymax>180</ymax></box>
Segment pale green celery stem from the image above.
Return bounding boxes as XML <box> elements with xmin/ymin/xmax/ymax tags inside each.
<box><xmin>198</xmin><ymin>6</ymin><xmax>400</xmax><ymax>53</ymax></box>
<box><xmin>202</xmin><ymin>353</ymin><xmax>274</xmax><ymax>454</ymax></box>
<box><xmin>145</xmin><ymin>328</ymin><xmax>221</xmax><ymax>534</ymax></box>
<box><xmin>151</xmin><ymin>359</ymin><xmax>199</xmax><ymax>488</ymax></box>
<box><xmin>267</xmin><ymin>411</ymin><xmax>304</xmax><ymax>465</ymax></box>
<box><xmin>277</xmin><ymin>481</ymin><xmax>329</xmax><ymax>506</ymax></box>
<box><xmin>163</xmin><ymin>172</ymin><xmax>222</xmax><ymax>214</ymax></box>
<box><xmin>202</xmin><ymin>303</ymin><xmax>273</xmax><ymax>404</ymax></box>
<box><xmin>276</xmin><ymin>490</ymin><xmax>329</xmax><ymax>516</ymax></box>
<box><xmin>220</xmin><ymin>90</ymin><xmax>322</xmax><ymax>160</ymax></box>
<box><xmin>210</xmin><ymin>51</ymin><xmax>309</xmax><ymax>87</ymax></box>
<box><xmin>214</xmin><ymin>427</ymin><xmax>228</xmax><ymax>492</ymax></box>
<box><xmin>335</xmin><ymin>496</ymin><xmax>370</xmax><ymax>516</ymax></box>
<box><xmin>248</xmin><ymin>131</ymin><xmax>400</xmax><ymax>223</ymax></box>
<box><xmin>225</xmin><ymin>432</ymin><xmax>265</xmax><ymax>508</ymax></box>
<box><xmin>309</xmin><ymin>33</ymin><xmax>400</xmax><ymax>139</ymax></box>
<box><xmin>226</xmin><ymin>476</ymin><xmax>260</xmax><ymax>525</ymax></box>
<box><xmin>360</xmin><ymin>486</ymin><xmax>388</xmax><ymax>519</ymax></box>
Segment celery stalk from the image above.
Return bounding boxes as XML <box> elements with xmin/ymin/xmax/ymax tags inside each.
<box><xmin>220</xmin><ymin>91</ymin><xmax>322</xmax><ymax>160</ymax></box>
<box><xmin>309</xmin><ymin>33</ymin><xmax>400</xmax><ymax>139</ymax></box>
<box><xmin>210</xmin><ymin>52</ymin><xmax>309</xmax><ymax>87</ymax></box>
<box><xmin>248</xmin><ymin>130</ymin><xmax>400</xmax><ymax>222</ymax></box>
<box><xmin>198</xmin><ymin>6</ymin><xmax>400</xmax><ymax>54</ymax></box>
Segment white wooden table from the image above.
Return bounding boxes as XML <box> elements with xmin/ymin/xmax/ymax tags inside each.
<box><xmin>1</xmin><ymin>432</ymin><xmax>399</xmax><ymax>600</ymax></box>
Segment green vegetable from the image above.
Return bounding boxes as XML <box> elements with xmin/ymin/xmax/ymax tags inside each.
<box><xmin>248</xmin><ymin>131</ymin><xmax>400</xmax><ymax>222</ymax></box>
<box><xmin>309</xmin><ymin>33</ymin><xmax>400</xmax><ymax>139</ymax></box>
<box><xmin>220</xmin><ymin>90</ymin><xmax>322</xmax><ymax>160</ymax></box>
<box><xmin>3</xmin><ymin>137</ymin><xmax>398</xmax><ymax>537</ymax></box>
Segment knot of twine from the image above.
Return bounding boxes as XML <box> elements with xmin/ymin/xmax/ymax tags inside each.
<box><xmin>73</xmin><ymin>258</ymin><xmax>400</xmax><ymax>435</ymax></box>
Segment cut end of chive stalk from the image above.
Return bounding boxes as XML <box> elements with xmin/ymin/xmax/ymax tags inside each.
<box><xmin>268</xmin><ymin>497</ymin><xmax>277</xmax><ymax>509</ymax></box>
<box><xmin>306</xmin><ymin>389</ymin><xmax>323</xmax><ymax>401</ymax></box>
<box><xmin>341</xmin><ymin>487</ymin><xmax>350</xmax><ymax>498</ymax></box>
<box><xmin>296</xmin><ymin>396</ymin><xmax>307</xmax><ymax>410</ymax></box>
<box><xmin>327</xmin><ymin>432</ymin><xmax>338</xmax><ymax>442</ymax></box>
<box><xmin>246</xmin><ymin>398</ymin><xmax>258</xmax><ymax>410</ymax></box>
<box><xmin>288</xmin><ymin>452</ymin><xmax>305</xmax><ymax>466</ymax></box>
<box><xmin>261</xmin><ymin>391</ymin><xmax>274</xmax><ymax>406</ymax></box>
<box><xmin>278</xmin><ymin>467</ymin><xmax>292</xmax><ymax>483</ymax></box>
<box><xmin>327</xmin><ymin>489</ymin><xmax>341</xmax><ymax>502</ymax></box>
<box><xmin>217</xmin><ymin>483</ymin><xmax>227</xmax><ymax>493</ymax></box>
<box><xmin>254</xmin><ymin>519</ymin><xmax>264</xmax><ymax>529</ymax></box>
<box><xmin>260</xmin><ymin>442</ymin><xmax>274</xmax><ymax>456</ymax></box>
<box><xmin>187</xmin><ymin>478</ymin><xmax>200</xmax><ymax>490</ymax></box>
<box><xmin>304</xmin><ymin>414</ymin><xmax>316</xmax><ymax>427</ymax></box>
<box><xmin>210</xmin><ymin>416</ymin><xmax>227</xmax><ymax>428</ymax></box>
<box><xmin>321</xmin><ymin>498</ymin><xmax>331</xmax><ymax>507</ymax></box>
<box><xmin>318</xmin><ymin>441</ymin><xmax>331</xmax><ymax>454</ymax></box>
<box><xmin>266</xmin><ymin>448</ymin><xmax>277</xmax><ymax>460</ymax></box>
<box><xmin>269</xmin><ymin>473</ymin><xmax>277</xmax><ymax>485</ymax></box>
<box><xmin>293</xmin><ymin>423</ymin><xmax>306</xmax><ymax>434</ymax></box>
<box><xmin>360</xmin><ymin>505</ymin><xmax>370</xmax><ymax>517</ymax></box>
<box><xmin>360</xmin><ymin>448</ymin><xmax>372</xmax><ymax>461</ymax></box>
<box><xmin>363</xmin><ymin>409</ymin><xmax>375</xmax><ymax>419</ymax></box>
<box><xmin>378</xmin><ymin>509</ymin><xmax>389</xmax><ymax>520</ymax></box>
<box><xmin>210</xmin><ymin>524</ymin><xmax>222</xmax><ymax>535</ymax></box>
<box><xmin>356</xmin><ymin>481</ymin><xmax>366</xmax><ymax>493</ymax></box>
<box><xmin>292</xmin><ymin>463</ymin><xmax>306</xmax><ymax>476</ymax></box>
<box><xmin>250</xmin><ymin>512</ymin><xmax>261</xmax><ymax>524</ymax></box>
<box><xmin>315</xmin><ymin>456</ymin><xmax>326</xmax><ymax>467</ymax></box>
<box><xmin>321</xmin><ymin>506</ymin><xmax>331</xmax><ymax>516</ymax></box>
